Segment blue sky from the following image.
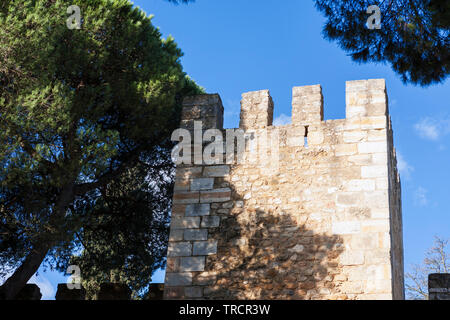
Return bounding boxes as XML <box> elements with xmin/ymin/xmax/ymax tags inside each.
<box><xmin>21</xmin><ymin>0</ymin><xmax>450</xmax><ymax>299</ymax></box>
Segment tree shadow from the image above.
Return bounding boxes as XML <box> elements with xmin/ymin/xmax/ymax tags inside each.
<box><xmin>198</xmin><ymin>181</ymin><xmax>345</xmax><ymax>300</ymax></box>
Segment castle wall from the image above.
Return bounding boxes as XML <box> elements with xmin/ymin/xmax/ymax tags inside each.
<box><xmin>164</xmin><ymin>79</ymin><xmax>404</xmax><ymax>300</ymax></box>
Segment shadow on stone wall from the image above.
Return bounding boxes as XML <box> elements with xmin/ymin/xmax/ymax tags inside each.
<box><xmin>201</xmin><ymin>183</ymin><xmax>345</xmax><ymax>300</ymax></box>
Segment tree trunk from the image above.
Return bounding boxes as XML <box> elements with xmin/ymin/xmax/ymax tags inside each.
<box><xmin>0</xmin><ymin>184</ymin><xmax>75</xmax><ymax>300</ymax></box>
<box><xmin>0</xmin><ymin>242</ymin><xmax>49</xmax><ymax>300</ymax></box>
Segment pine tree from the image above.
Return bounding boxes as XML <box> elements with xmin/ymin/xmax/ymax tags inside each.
<box><xmin>314</xmin><ymin>0</ymin><xmax>449</xmax><ymax>86</ymax></box>
<box><xmin>0</xmin><ymin>0</ymin><xmax>202</xmax><ymax>299</ymax></box>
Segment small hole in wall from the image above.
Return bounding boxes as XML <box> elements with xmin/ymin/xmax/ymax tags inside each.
<box><xmin>304</xmin><ymin>126</ymin><xmax>309</xmax><ymax>148</ymax></box>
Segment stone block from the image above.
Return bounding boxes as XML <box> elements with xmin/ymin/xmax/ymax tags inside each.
<box><xmin>180</xmin><ymin>256</ymin><xmax>206</xmax><ymax>272</ymax></box>
<box><xmin>287</xmin><ymin>136</ymin><xmax>304</xmax><ymax>147</ymax></box>
<box><xmin>169</xmin><ymin>229</ymin><xmax>184</xmax><ymax>241</ymax></box>
<box><xmin>365</xmin><ymin>250</ymin><xmax>391</xmax><ymax>264</ymax></box>
<box><xmin>368</xmin><ymin>130</ymin><xmax>386</xmax><ymax>141</ymax></box>
<box><xmin>343</xmin><ymin>131</ymin><xmax>367</xmax><ymax>143</ymax></box>
<box><xmin>185</xmin><ymin>203</ymin><xmax>211</xmax><ymax>217</ymax></box>
<box><xmin>335</xmin><ymin>144</ymin><xmax>357</xmax><ymax>156</ymax></box>
<box><xmin>190</xmin><ymin>178</ymin><xmax>214</xmax><ymax>191</ymax></box>
<box><xmin>240</xmin><ymin>90</ymin><xmax>274</xmax><ymax>129</ymax></box>
<box><xmin>376</xmin><ymin>178</ymin><xmax>389</xmax><ymax>190</ymax></box>
<box><xmin>340</xmin><ymin>251</ymin><xmax>365</xmax><ymax>266</ymax></box>
<box><xmin>166</xmin><ymin>257</ymin><xmax>180</xmax><ymax>273</ymax></box>
<box><xmin>185</xmin><ymin>287</ymin><xmax>203</xmax><ymax>298</ymax></box>
<box><xmin>348</xmin><ymin>154</ymin><xmax>372</xmax><ymax>165</ymax></box>
<box><xmin>332</xmin><ymin>221</ymin><xmax>361</xmax><ymax>235</ymax></box>
<box><xmin>345</xmin><ymin>79</ymin><xmax>387</xmax><ymax>119</ymax></box>
<box><xmin>181</xmin><ymin>94</ymin><xmax>224</xmax><ymax>130</ymax></box>
<box><xmin>164</xmin><ymin>287</ymin><xmax>185</xmax><ymax>299</ymax></box>
<box><xmin>201</xmin><ymin>216</ymin><xmax>221</xmax><ymax>228</ymax></box>
<box><xmin>340</xmin><ymin>281</ymin><xmax>364</xmax><ymax>294</ymax></box>
<box><xmin>200</xmin><ymin>188</ymin><xmax>232</xmax><ymax>203</ymax></box>
<box><xmin>372</xmin><ymin>152</ymin><xmax>388</xmax><ymax>166</ymax></box>
<box><xmin>364</xmin><ymin>191</ymin><xmax>389</xmax><ymax>208</ymax></box>
<box><xmin>365</xmin><ymin>279</ymin><xmax>392</xmax><ymax>293</ymax></box>
<box><xmin>193</xmin><ymin>241</ymin><xmax>218</xmax><ymax>256</ymax></box>
<box><xmin>361</xmin><ymin>165</ymin><xmax>388</xmax><ymax>178</ymax></box>
<box><xmin>308</xmin><ymin>131</ymin><xmax>324</xmax><ymax>145</ymax></box>
<box><xmin>174</xmin><ymin>178</ymin><xmax>190</xmax><ymax>191</ymax></box>
<box><xmin>292</xmin><ymin>85</ymin><xmax>323</xmax><ymax>124</ymax></box>
<box><xmin>165</xmin><ymin>273</ymin><xmax>193</xmax><ymax>287</ymax></box>
<box><xmin>288</xmin><ymin>244</ymin><xmax>305</xmax><ymax>253</ymax></box>
<box><xmin>194</xmin><ymin>272</ymin><xmax>217</xmax><ymax>286</ymax></box>
<box><xmin>358</xmin><ymin>141</ymin><xmax>387</xmax><ymax>154</ymax></box>
<box><xmin>359</xmin><ymin>293</ymin><xmax>392</xmax><ymax>300</ymax></box>
<box><xmin>167</xmin><ymin>242</ymin><xmax>192</xmax><ymax>257</ymax></box>
<box><xmin>371</xmin><ymin>208</ymin><xmax>390</xmax><ymax>219</ymax></box>
<box><xmin>360</xmin><ymin>117</ymin><xmax>387</xmax><ymax>130</ymax></box>
<box><xmin>361</xmin><ymin>220</ymin><xmax>390</xmax><ymax>232</ymax></box>
<box><xmin>344</xmin><ymin>179</ymin><xmax>376</xmax><ymax>192</ymax></box>
<box><xmin>203</xmin><ymin>165</ymin><xmax>230</xmax><ymax>177</ymax></box>
<box><xmin>184</xmin><ymin>229</ymin><xmax>208</xmax><ymax>241</ymax></box>
<box><xmin>336</xmin><ymin>193</ymin><xmax>361</xmax><ymax>207</ymax></box>
<box><xmin>176</xmin><ymin>167</ymin><xmax>203</xmax><ymax>178</ymax></box>
<box><xmin>171</xmin><ymin>217</ymin><xmax>201</xmax><ymax>229</ymax></box>
<box><xmin>173</xmin><ymin>191</ymin><xmax>200</xmax><ymax>204</ymax></box>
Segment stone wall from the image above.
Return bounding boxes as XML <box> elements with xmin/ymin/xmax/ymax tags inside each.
<box><xmin>164</xmin><ymin>79</ymin><xmax>405</xmax><ymax>300</ymax></box>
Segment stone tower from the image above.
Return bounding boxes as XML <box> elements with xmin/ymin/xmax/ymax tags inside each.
<box><xmin>164</xmin><ymin>79</ymin><xmax>404</xmax><ymax>300</ymax></box>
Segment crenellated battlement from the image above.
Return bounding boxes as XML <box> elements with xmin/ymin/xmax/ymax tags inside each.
<box><xmin>292</xmin><ymin>84</ymin><xmax>324</xmax><ymax>124</ymax></box>
<box><xmin>179</xmin><ymin>79</ymin><xmax>389</xmax><ymax>133</ymax></box>
<box><xmin>165</xmin><ymin>79</ymin><xmax>404</xmax><ymax>301</ymax></box>
<box><xmin>346</xmin><ymin>79</ymin><xmax>388</xmax><ymax>119</ymax></box>
<box><xmin>240</xmin><ymin>90</ymin><xmax>274</xmax><ymax>130</ymax></box>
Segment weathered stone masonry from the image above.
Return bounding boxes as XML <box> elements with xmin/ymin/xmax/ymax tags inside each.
<box><xmin>164</xmin><ymin>79</ymin><xmax>405</xmax><ymax>300</ymax></box>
